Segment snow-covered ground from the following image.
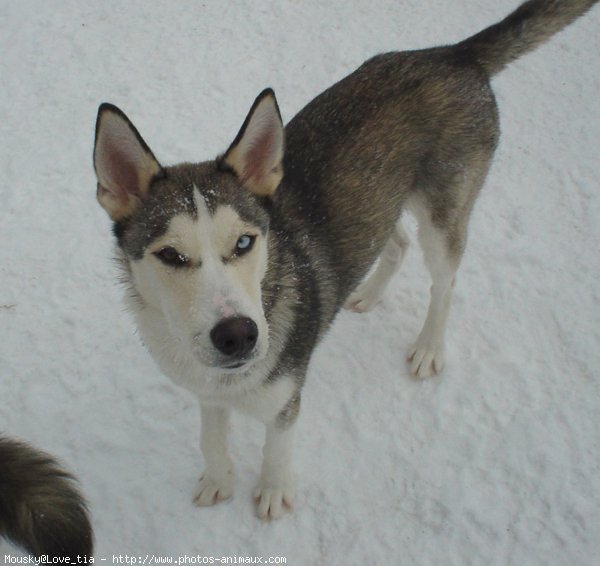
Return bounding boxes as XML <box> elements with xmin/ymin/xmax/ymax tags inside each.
<box><xmin>1</xmin><ymin>1</ymin><xmax>599</xmax><ymax>564</ymax></box>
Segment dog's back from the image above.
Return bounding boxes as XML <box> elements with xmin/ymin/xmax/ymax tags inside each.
<box><xmin>282</xmin><ymin>49</ymin><xmax>498</xmax><ymax>300</ymax></box>
<box><xmin>280</xmin><ymin>0</ymin><xmax>598</xmax><ymax>302</ymax></box>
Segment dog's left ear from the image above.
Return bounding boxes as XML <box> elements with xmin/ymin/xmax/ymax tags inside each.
<box><xmin>93</xmin><ymin>103</ymin><xmax>163</xmax><ymax>220</ymax></box>
<box><xmin>221</xmin><ymin>88</ymin><xmax>284</xmax><ymax>196</ymax></box>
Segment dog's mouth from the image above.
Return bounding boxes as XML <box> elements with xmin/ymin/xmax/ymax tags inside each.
<box><xmin>216</xmin><ymin>357</ymin><xmax>256</xmax><ymax>374</ymax></box>
<box><xmin>191</xmin><ymin>341</ymin><xmax>262</xmax><ymax>374</ymax></box>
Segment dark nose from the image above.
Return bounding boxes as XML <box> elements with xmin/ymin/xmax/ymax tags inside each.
<box><xmin>210</xmin><ymin>316</ymin><xmax>258</xmax><ymax>358</ymax></box>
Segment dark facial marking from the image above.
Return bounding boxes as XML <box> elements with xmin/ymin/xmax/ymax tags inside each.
<box><xmin>153</xmin><ymin>246</ymin><xmax>190</xmax><ymax>268</ymax></box>
<box><xmin>114</xmin><ymin>162</ymin><xmax>272</xmax><ymax>261</ymax></box>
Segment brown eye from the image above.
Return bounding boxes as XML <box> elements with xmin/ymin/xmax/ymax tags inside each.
<box><xmin>154</xmin><ymin>247</ymin><xmax>189</xmax><ymax>267</ymax></box>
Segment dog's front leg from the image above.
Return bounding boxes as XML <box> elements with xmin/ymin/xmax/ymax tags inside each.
<box><xmin>194</xmin><ymin>404</ymin><xmax>234</xmax><ymax>506</ymax></box>
<box><xmin>253</xmin><ymin>403</ymin><xmax>297</xmax><ymax>520</ymax></box>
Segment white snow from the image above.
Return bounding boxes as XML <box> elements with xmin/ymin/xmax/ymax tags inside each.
<box><xmin>1</xmin><ymin>1</ymin><xmax>599</xmax><ymax>564</ymax></box>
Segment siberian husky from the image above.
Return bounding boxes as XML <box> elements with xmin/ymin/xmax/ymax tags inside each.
<box><xmin>93</xmin><ymin>0</ymin><xmax>597</xmax><ymax>518</ymax></box>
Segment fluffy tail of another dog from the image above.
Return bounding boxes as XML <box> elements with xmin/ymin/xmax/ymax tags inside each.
<box><xmin>456</xmin><ymin>0</ymin><xmax>598</xmax><ymax>75</ymax></box>
<box><xmin>0</xmin><ymin>437</ymin><xmax>93</xmax><ymax>559</ymax></box>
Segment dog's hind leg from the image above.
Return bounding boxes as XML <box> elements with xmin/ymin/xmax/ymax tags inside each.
<box><xmin>408</xmin><ymin>207</ymin><xmax>465</xmax><ymax>379</ymax></box>
<box><xmin>407</xmin><ymin>141</ymin><xmax>494</xmax><ymax>379</ymax></box>
<box><xmin>344</xmin><ymin>219</ymin><xmax>409</xmax><ymax>312</ymax></box>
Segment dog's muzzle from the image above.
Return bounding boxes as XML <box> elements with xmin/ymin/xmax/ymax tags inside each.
<box><xmin>209</xmin><ymin>316</ymin><xmax>258</xmax><ymax>367</ymax></box>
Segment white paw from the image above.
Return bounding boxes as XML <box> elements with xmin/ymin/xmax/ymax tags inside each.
<box><xmin>408</xmin><ymin>338</ymin><xmax>445</xmax><ymax>379</ymax></box>
<box><xmin>194</xmin><ymin>471</ymin><xmax>233</xmax><ymax>506</ymax></box>
<box><xmin>344</xmin><ymin>282</ymin><xmax>383</xmax><ymax>312</ymax></box>
<box><xmin>253</xmin><ymin>478</ymin><xmax>294</xmax><ymax>520</ymax></box>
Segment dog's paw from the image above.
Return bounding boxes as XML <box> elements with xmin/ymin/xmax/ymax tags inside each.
<box><xmin>344</xmin><ymin>282</ymin><xmax>383</xmax><ymax>313</ymax></box>
<box><xmin>407</xmin><ymin>339</ymin><xmax>445</xmax><ymax>379</ymax></box>
<box><xmin>253</xmin><ymin>479</ymin><xmax>294</xmax><ymax>520</ymax></box>
<box><xmin>194</xmin><ymin>471</ymin><xmax>233</xmax><ymax>507</ymax></box>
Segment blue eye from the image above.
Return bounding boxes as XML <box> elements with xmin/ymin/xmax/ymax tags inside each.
<box><xmin>235</xmin><ymin>235</ymin><xmax>255</xmax><ymax>255</ymax></box>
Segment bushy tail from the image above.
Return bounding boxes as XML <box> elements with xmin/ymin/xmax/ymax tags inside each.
<box><xmin>0</xmin><ymin>437</ymin><xmax>93</xmax><ymax>560</ymax></box>
<box><xmin>455</xmin><ymin>0</ymin><xmax>598</xmax><ymax>75</ymax></box>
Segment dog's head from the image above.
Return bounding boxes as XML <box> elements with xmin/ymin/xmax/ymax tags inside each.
<box><xmin>93</xmin><ymin>90</ymin><xmax>284</xmax><ymax>374</ymax></box>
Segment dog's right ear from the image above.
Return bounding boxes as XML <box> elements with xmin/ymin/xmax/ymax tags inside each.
<box><xmin>93</xmin><ymin>104</ymin><xmax>163</xmax><ymax>221</ymax></box>
<box><xmin>221</xmin><ymin>89</ymin><xmax>284</xmax><ymax>197</ymax></box>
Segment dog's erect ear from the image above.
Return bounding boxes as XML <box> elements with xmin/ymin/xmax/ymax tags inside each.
<box><xmin>93</xmin><ymin>104</ymin><xmax>163</xmax><ymax>220</ymax></box>
<box><xmin>221</xmin><ymin>89</ymin><xmax>284</xmax><ymax>197</ymax></box>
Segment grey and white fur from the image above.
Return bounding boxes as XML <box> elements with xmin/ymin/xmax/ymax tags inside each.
<box><xmin>93</xmin><ymin>0</ymin><xmax>598</xmax><ymax>519</ymax></box>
